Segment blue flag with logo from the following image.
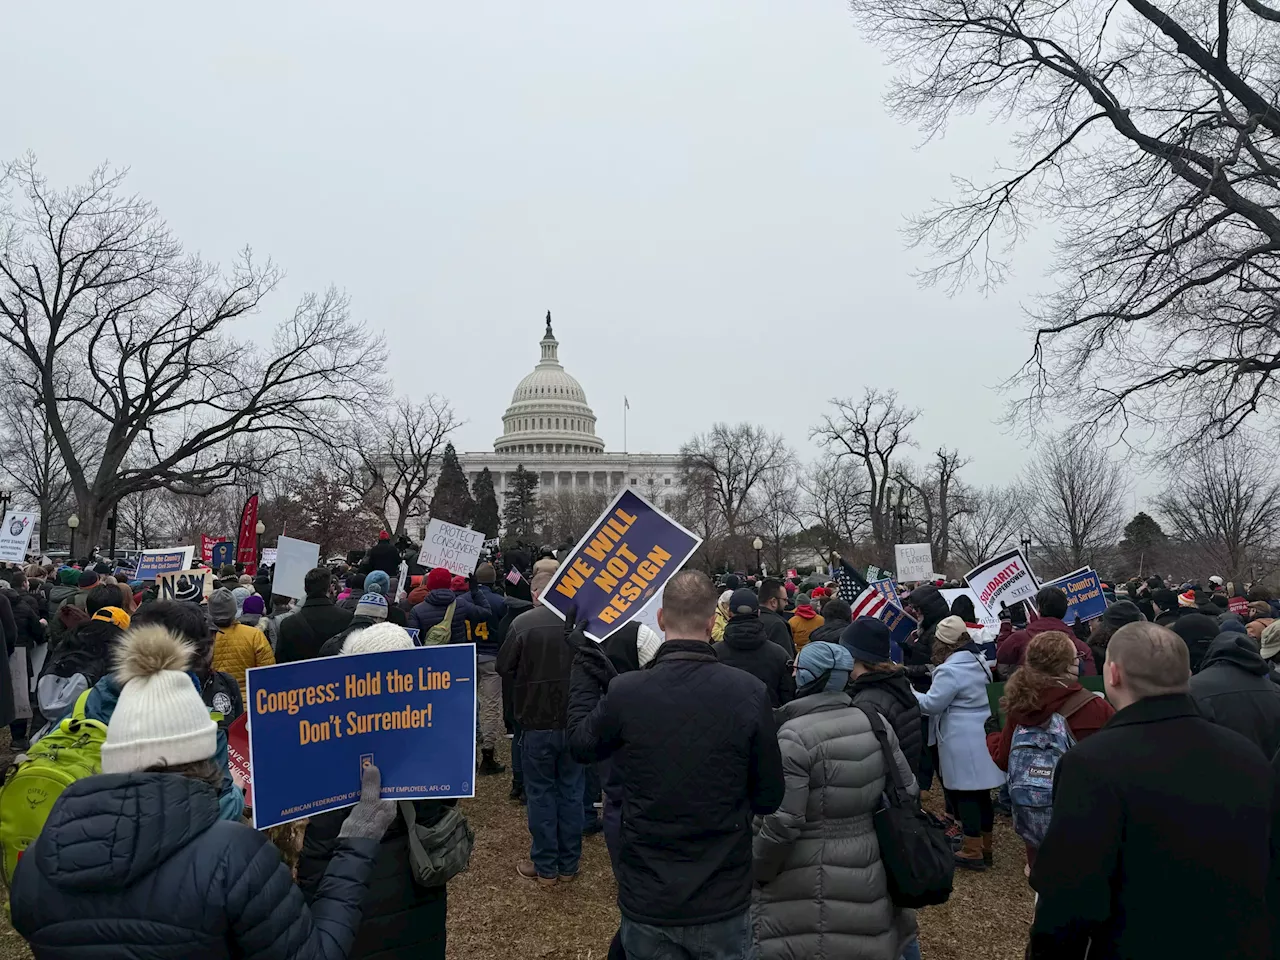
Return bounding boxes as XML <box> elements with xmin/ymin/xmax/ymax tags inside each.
<box><xmin>245</xmin><ymin>644</ymin><xmax>477</xmax><ymax>829</ymax></box>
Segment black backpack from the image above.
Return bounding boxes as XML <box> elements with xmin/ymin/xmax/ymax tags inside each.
<box><xmin>855</xmin><ymin>705</ymin><xmax>954</xmax><ymax>908</ymax></box>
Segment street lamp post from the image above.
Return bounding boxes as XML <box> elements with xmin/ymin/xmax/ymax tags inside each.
<box><xmin>67</xmin><ymin>514</ymin><xmax>80</xmax><ymax>559</ymax></box>
<box><xmin>752</xmin><ymin>537</ymin><xmax>764</xmax><ymax>577</ymax></box>
<box><xmin>255</xmin><ymin>520</ymin><xmax>266</xmax><ymax>569</ymax></box>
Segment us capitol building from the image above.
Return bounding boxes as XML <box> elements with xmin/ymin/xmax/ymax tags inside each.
<box><xmin>456</xmin><ymin>315</ymin><xmax>683</xmax><ymax>513</ymax></box>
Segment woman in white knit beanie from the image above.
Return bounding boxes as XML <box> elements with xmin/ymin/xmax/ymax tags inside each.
<box><xmin>11</xmin><ymin>623</ymin><xmax>397</xmax><ymax>960</ymax></box>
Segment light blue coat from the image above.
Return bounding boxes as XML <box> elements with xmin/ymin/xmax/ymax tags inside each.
<box><xmin>914</xmin><ymin>649</ymin><xmax>1005</xmax><ymax>791</ymax></box>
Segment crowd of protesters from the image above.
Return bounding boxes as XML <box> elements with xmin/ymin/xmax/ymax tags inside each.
<box><xmin>5</xmin><ymin>531</ymin><xmax>1280</xmax><ymax>960</ymax></box>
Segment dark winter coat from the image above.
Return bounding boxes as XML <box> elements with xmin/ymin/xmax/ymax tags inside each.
<box><xmin>275</xmin><ymin>597</ymin><xmax>354</xmax><ymax>664</ymax></box>
<box><xmin>568</xmin><ymin>640</ymin><xmax>785</xmax><ymax>927</ymax></box>
<box><xmin>496</xmin><ymin>605</ymin><xmax>573</xmax><ymax>730</ymax></box>
<box><xmin>10</xmin><ymin>772</ymin><xmax>379</xmax><ymax>960</ymax></box>
<box><xmin>367</xmin><ymin>540</ymin><xmax>402</xmax><ymax>578</ymax></box>
<box><xmin>847</xmin><ymin>667</ymin><xmax>924</xmax><ymax>780</ymax></box>
<box><xmin>3</xmin><ymin>588</ymin><xmax>44</xmax><ymax>648</ymax></box>
<box><xmin>297</xmin><ymin>801</ymin><xmax>450</xmax><ymax>960</ymax></box>
<box><xmin>1189</xmin><ymin>633</ymin><xmax>1280</xmax><ymax>758</ymax></box>
<box><xmin>997</xmin><ymin>616</ymin><xmax>1097</xmax><ymax>679</ymax></box>
<box><xmin>474</xmin><ymin>584</ymin><xmax>506</xmax><ymax>658</ymax></box>
<box><xmin>200</xmin><ymin>669</ymin><xmax>245</xmax><ymax>730</ymax></box>
<box><xmin>1171</xmin><ymin>613</ymin><xmax>1220</xmax><ymax>674</ymax></box>
<box><xmin>759</xmin><ymin>607</ymin><xmax>795</xmax><ymax>657</ymax></box>
<box><xmin>319</xmin><ymin>615</ymin><xmax>385</xmax><ymax>658</ymax></box>
<box><xmin>807</xmin><ymin>618</ymin><xmax>850</xmax><ymax>648</ymax></box>
<box><xmin>1028</xmin><ymin>694</ymin><xmax>1272</xmax><ymax>960</ymax></box>
<box><xmin>406</xmin><ymin>587</ymin><xmax>491</xmax><ymax>646</ymax></box>
<box><xmin>713</xmin><ymin>615</ymin><xmax>795</xmax><ymax>707</ymax></box>
<box><xmin>900</xmin><ymin>584</ymin><xmax>950</xmax><ymax>692</ymax></box>
<box><xmin>753</xmin><ymin>691</ymin><xmax>917</xmax><ymax>960</ymax></box>
<box><xmin>1153</xmin><ymin>609</ymin><xmax>1182</xmax><ymax>628</ymax></box>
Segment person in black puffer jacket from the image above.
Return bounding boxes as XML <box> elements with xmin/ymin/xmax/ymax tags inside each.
<box><xmin>900</xmin><ymin>584</ymin><xmax>950</xmax><ymax>693</ymax></box>
<box><xmin>11</xmin><ymin>622</ymin><xmax>396</xmax><ymax>960</ymax></box>
<box><xmin>1189</xmin><ymin>632</ymin><xmax>1280</xmax><ymax>758</ymax></box>
<box><xmin>297</xmin><ymin>624</ymin><xmax>453</xmax><ymax>960</ymax></box>
<box><xmin>1172</xmin><ymin>613</ymin><xmax>1220</xmax><ymax>674</ymax></box>
<box><xmin>712</xmin><ymin>589</ymin><xmax>795</xmax><ymax>707</ymax></box>
<box><xmin>807</xmin><ymin>597</ymin><xmax>851</xmax><ymax>648</ymax></box>
<box><xmin>843</xmin><ymin>616</ymin><xmax>924</xmax><ymax>780</ymax></box>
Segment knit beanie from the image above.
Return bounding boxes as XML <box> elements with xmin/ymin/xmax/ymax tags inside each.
<box><xmin>346</xmin><ymin>571</ymin><xmax>366</xmax><ymax>592</ymax></box>
<box><xmin>354</xmin><ymin>593</ymin><xmax>389</xmax><ymax>620</ymax></box>
<box><xmin>342</xmin><ymin>622</ymin><xmax>415</xmax><ymax>655</ymax></box>
<box><xmin>426</xmin><ymin>567</ymin><xmax>452</xmax><ymax>592</ymax></box>
<box><xmin>1261</xmin><ymin>620</ymin><xmax>1280</xmax><ymax>660</ymax></box>
<box><xmin>364</xmin><ymin>570</ymin><xmax>391</xmax><ymax>597</ymax></box>
<box><xmin>231</xmin><ymin>586</ymin><xmax>251</xmax><ymax>616</ymax></box>
<box><xmin>795</xmin><ymin>593</ymin><xmax>812</xmax><ymax>608</ymax></box>
<box><xmin>795</xmin><ymin>641</ymin><xmax>854</xmax><ymax>692</ymax></box>
<box><xmin>842</xmin><ymin>616</ymin><xmax>892</xmax><ymax>664</ymax></box>
<box><xmin>1102</xmin><ymin>600</ymin><xmax>1145</xmax><ymax>629</ymax></box>
<box><xmin>209</xmin><ymin>588</ymin><xmax>237</xmax><ymax>628</ymax></box>
<box><xmin>78</xmin><ymin>571</ymin><xmax>99</xmax><ymax>589</ymax></box>
<box><xmin>1178</xmin><ymin>589</ymin><xmax>1199</xmax><ymax>609</ymax></box>
<box><xmin>934</xmin><ymin>615</ymin><xmax>970</xmax><ymax>647</ymax></box>
<box><xmin>242</xmin><ymin>594</ymin><xmax>266</xmax><ymax>616</ymax></box>
<box><xmin>636</xmin><ymin>624</ymin><xmax>664</xmax><ymax>666</ymax></box>
<box><xmin>100</xmin><ymin>625</ymin><xmax>217</xmax><ymax>774</ymax></box>
<box><xmin>475</xmin><ymin>562</ymin><xmax>497</xmax><ymax>584</ymax></box>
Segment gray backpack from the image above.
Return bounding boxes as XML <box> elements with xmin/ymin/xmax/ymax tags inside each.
<box><xmin>399</xmin><ymin>800</ymin><xmax>474</xmax><ymax>887</ymax></box>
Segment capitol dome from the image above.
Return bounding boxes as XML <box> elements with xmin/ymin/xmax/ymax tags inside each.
<box><xmin>495</xmin><ymin>314</ymin><xmax>604</xmax><ymax>456</ymax></box>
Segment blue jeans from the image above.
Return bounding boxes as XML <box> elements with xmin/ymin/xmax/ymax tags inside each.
<box><xmin>584</xmin><ymin>761</ymin><xmax>602</xmax><ymax>824</ymax></box>
<box><xmin>522</xmin><ymin>728</ymin><xmax>584</xmax><ymax>878</ymax></box>
<box><xmin>620</xmin><ymin>911</ymin><xmax>756</xmax><ymax>960</ymax></box>
<box><xmin>901</xmin><ymin>937</ymin><xmax>922</xmax><ymax>960</ymax></box>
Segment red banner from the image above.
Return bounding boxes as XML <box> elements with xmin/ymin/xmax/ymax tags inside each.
<box><xmin>236</xmin><ymin>494</ymin><xmax>259</xmax><ymax>576</ymax></box>
<box><xmin>227</xmin><ymin>713</ymin><xmax>252</xmax><ymax>807</ymax></box>
<box><xmin>200</xmin><ymin>534</ymin><xmax>217</xmax><ymax>565</ymax></box>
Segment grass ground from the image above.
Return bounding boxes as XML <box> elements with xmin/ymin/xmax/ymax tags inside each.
<box><xmin>0</xmin><ymin>736</ymin><xmax>1035</xmax><ymax>959</ymax></box>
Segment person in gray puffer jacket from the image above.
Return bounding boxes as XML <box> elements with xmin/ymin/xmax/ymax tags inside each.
<box><xmin>752</xmin><ymin>641</ymin><xmax>918</xmax><ymax>960</ymax></box>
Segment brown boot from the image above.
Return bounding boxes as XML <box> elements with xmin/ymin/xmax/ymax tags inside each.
<box><xmin>954</xmin><ymin>835</ymin><xmax>987</xmax><ymax>871</ymax></box>
<box><xmin>982</xmin><ymin>830</ymin><xmax>993</xmax><ymax>867</ymax></box>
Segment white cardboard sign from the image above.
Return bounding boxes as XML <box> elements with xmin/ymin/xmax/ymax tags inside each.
<box><xmin>895</xmin><ymin>543</ymin><xmax>935</xmax><ymax>583</ymax></box>
<box><xmin>964</xmin><ymin>548</ymin><xmax>1040</xmax><ymax>615</ymax></box>
<box><xmin>0</xmin><ymin>510</ymin><xmax>38</xmax><ymax>564</ymax></box>
<box><xmin>417</xmin><ymin>519</ymin><xmax>484</xmax><ymax>576</ymax></box>
<box><xmin>272</xmin><ymin>536</ymin><xmax>321</xmax><ymax>600</ymax></box>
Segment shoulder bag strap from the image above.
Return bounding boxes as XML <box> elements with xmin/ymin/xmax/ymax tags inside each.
<box><xmin>970</xmin><ymin>651</ymin><xmax>993</xmax><ymax>683</ymax></box>
<box><xmin>854</xmin><ymin>704</ymin><xmax>909</xmax><ymax>804</ymax></box>
<box><xmin>1058</xmin><ymin>688</ymin><xmax>1097</xmax><ymax>720</ymax></box>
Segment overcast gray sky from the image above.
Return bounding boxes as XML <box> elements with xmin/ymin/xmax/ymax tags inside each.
<box><xmin>5</xmin><ymin>0</ymin><xmax>1065</xmax><ymax>490</ymax></box>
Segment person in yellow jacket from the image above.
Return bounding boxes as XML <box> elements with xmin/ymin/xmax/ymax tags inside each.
<box><xmin>209</xmin><ymin>587</ymin><xmax>274</xmax><ymax>700</ymax></box>
<box><xmin>788</xmin><ymin>593</ymin><xmax>825</xmax><ymax>653</ymax></box>
<box><xmin>712</xmin><ymin>590</ymin><xmax>733</xmax><ymax>642</ymax></box>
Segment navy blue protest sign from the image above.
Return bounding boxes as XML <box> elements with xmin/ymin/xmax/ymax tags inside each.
<box><xmin>211</xmin><ymin>541</ymin><xmax>234</xmax><ymax>569</ymax></box>
<box><xmin>135</xmin><ymin>546</ymin><xmax>194</xmax><ymax>581</ymax></box>
<box><xmin>1045</xmin><ymin>568</ymin><xmax>1107</xmax><ymax>624</ymax></box>
<box><xmin>245</xmin><ymin>644</ymin><xmax>476</xmax><ymax>829</ymax></box>
<box><xmin>541</xmin><ymin>490</ymin><xmax>702</xmax><ymax>642</ymax></box>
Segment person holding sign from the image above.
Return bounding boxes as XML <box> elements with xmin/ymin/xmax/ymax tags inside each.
<box><xmin>10</xmin><ymin>623</ymin><xmax>399</xmax><ymax>960</ymax></box>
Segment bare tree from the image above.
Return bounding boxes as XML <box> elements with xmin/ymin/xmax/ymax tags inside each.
<box><xmin>0</xmin><ymin>157</ymin><xmax>386</xmax><ymax>549</ymax></box>
<box><xmin>679</xmin><ymin>423</ymin><xmax>794</xmax><ymax>568</ymax></box>
<box><xmin>850</xmin><ymin>0</ymin><xmax>1280</xmax><ymax>439</ymax></box>
<box><xmin>541</xmin><ymin>488</ymin><xmax>611</xmax><ymax>548</ymax></box>
<box><xmin>1024</xmin><ymin>434</ymin><xmax>1129</xmax><ymax>575</ymax></box>
<box><xmin>671</xmin><ymin>469</ymin><xmax>730</xmax><ymax>573</ymax></box>
<box><xmin>757</xmin><ymin>459</ymin><xmax>801</xmax><ymax>575</ymax></box>
<box><xmin>1156</xmin><ymin>436</ymin><xmax>1280</xmax><ymax>583</ymax></box>
<box><xmin>811</xmin><ymin>389</ymin><xmax>918</xmax><ymax>562</ymax></box>
<box><xmin>0</xmin><ymin>376</ymin><xmax>87</xmax><ymax>550</ymax></box>
<box><xmin>346</xmin><ymin>395</ymin><xmax>459</xmax><ymax>537</ymax></box>
<box><xmin>952</xmin><ymin>482</ymin><xmax>1030</xmax><ymax>570</ymax></box>
<box><xmin>897</xmin><ymin>447</ymin><xmax>971</xmax><ymax>570</ymax></box>
<box><xmin>797</xmin><ymin>455</ymin><xmax>873</xmax><ymax>554</ymax></box>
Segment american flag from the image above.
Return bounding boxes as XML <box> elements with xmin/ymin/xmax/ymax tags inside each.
<box><xmin>848</xmin><ymin>579</ymin><xmax>919</xmax><ymax>661</ymax></box>
<box><xmin>832</xmin><ymin>563</ymin><xmax>870</xmax><ymax>603</ymax></box>
<box><xmin>850</xmin><ymin>585</ymin><xmax>890</xmax><ymax>619</ymax></box>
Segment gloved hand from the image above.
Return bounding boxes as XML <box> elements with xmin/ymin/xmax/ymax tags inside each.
<box><xmin>339</xmin><ymin>763</ymin><xmax>398</xmax><ymax>840</ymax></box>
<box><xmin>566</xmin><ymin>621</ymin><xmax>617</xmax><ymax>689</ymax></box>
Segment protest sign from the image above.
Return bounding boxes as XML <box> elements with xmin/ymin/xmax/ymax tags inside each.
<box><xmin>157</xmin><ymin>569</ymin><xmax>214</xmax><ymax>602</ymax></box>
<box><xmin>417</xmin><ymin>519</ymin><xmax>484</xmax><ymax>576</ymax></box>
<box><xmin>1044</xmin><ymin>568</ymin><xmax>1108</xmax><ymax>623</ymax></box>
<box><xmin>246</xmin><ymin>644</ymin><xmax>476</xmax><ymax>829</ymax></box>
<box><xmin>632</xmin><ymin>586</ymin><xmax>665</xmax><ymax>638</ymax></box>
<box><xmin>869</xmin><ymin>578</ymin><xmax>903</xmax><ymax>607</ymax></box>
<box><xmin>964</xmin><ymin>549</ymin><xmax>1039</xmax><ymax>615</ymax></box>
<box><xmin>227</xmin><ymin>713</ymin><xmax>253</xmax><ymax>807</ymax></box>
<box><xmin>895</xmin><ymin>543</ymin><xmax>935</xmax><ymax>583</ymax></box>
<box><xmin>483</xmin><ymin>537</ymin><xmax>500</xmax><ymax>550</ymax></box>
<box><xmin>135</xmin><ymin>546</ymin><xmax>195</xmax><ymax>581</ymax></box>
<box><xmin>211</xmin><ymin>541</ymin><xmax>234</xmax><ymax>569</ymax></box>
<box><xmin>540</xmin><ymin>490</ymin><xmax>701</xmax><ymax>642</ymax></box>
<box><xmin>272</xmin><ymin>536</ymin><xmax>320</xmax><ymax>600</ymax></box>
<box><xmin>940</xmin><ymin>587</ymin><xmax>999</xmax><ymax>636</ymax></box>
<box><xmin>260</xmin><ymin>547</ymin><xmax>278</xmax><ymax>566</ymax></box>
<box><xmin>0</xmin><ymin>510</ymin><xmax>38</xmax><ymax>564</ymax></box>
